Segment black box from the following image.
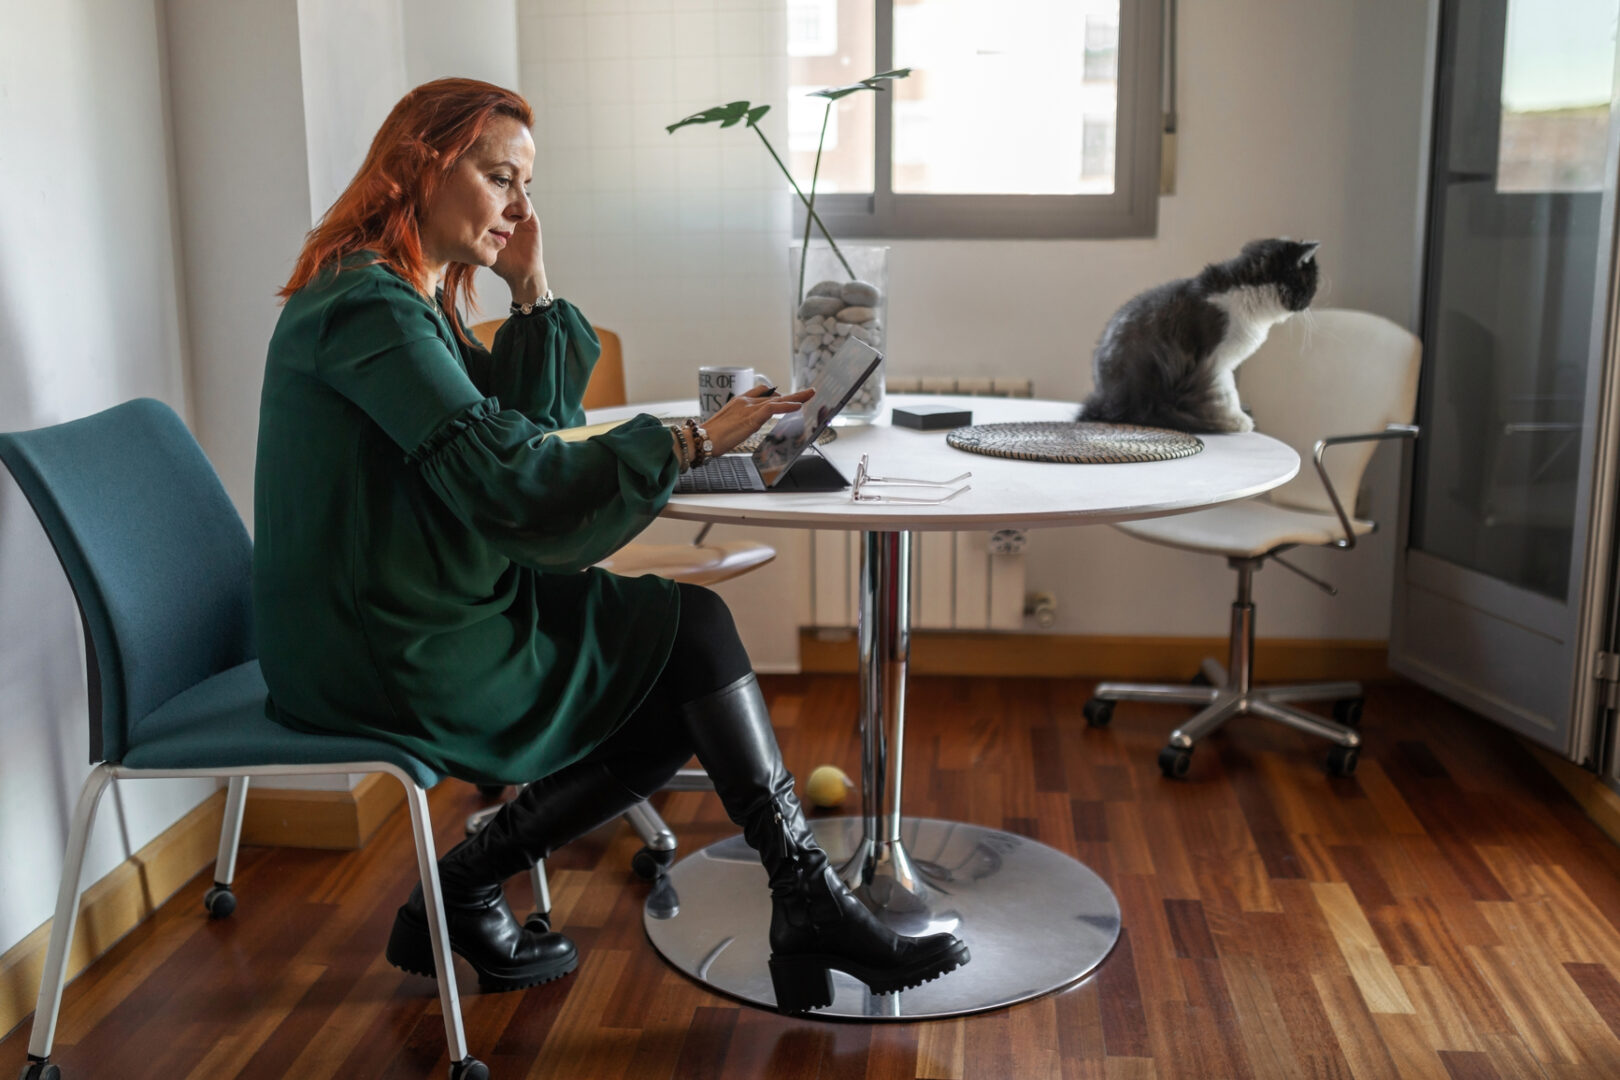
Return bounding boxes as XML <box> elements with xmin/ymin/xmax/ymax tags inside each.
<box><xmin>892</xmin><ymin>404</ymin><xmax>973</xmax><ymax>431</ymax></box>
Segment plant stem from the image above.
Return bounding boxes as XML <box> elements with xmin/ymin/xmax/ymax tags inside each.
<box><xmin>798</xmin><ymin>102</ymin><xmax>833</xmax><ymax>301</ymax></box>
<box><xmin>751</xmin><ymin>126</ymin><xmax>854</xmax><ymax>279</ymax></box>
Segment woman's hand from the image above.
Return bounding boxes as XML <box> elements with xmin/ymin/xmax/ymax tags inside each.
<box><xmin>494</xmin><ymin>211</ymin><xmax>547</xmax><ymax>302</ymax></box>
<box><xmin>701</xmin><ymin>385</ymin><xmax>815</xmax><ymax>457</ymax></box>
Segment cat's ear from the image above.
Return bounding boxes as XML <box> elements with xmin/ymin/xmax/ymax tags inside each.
<box><xmin>1297</xmin><ymin>241</ymin><xmax>1321</xmax><ymax>266</ymax></box>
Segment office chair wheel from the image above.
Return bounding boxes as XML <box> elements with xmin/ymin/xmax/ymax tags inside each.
<box><xmin>476</xmin><ymin>783</ymin><xmax>507</xmax><ymax>799</ymax></box>
<box><xmin>1332</xmin><ymin>698</ymin><xmax>1364</xmax><ymax>728</ymax></box>
<box><xmin>1083</xmin><ymin>698</ymin><xmax>1114</xmax><ymax>728</ymax></box>
<box><xmin>1326</xmin><ymin>745</ymin><xmax>1359</xmax><ymax>778</ymax></box>
<box><xmin>203</xmin><ymin>883</ymin><xmax>236</xmax><ymax>919</ymax></box>
<box><xmin>19</xmin><ymin>1059</ymin><xmax>61</xmax><ymax>1080</ymax></box>
<box><xmin>1158</xmin><ymin>746</ymin><xmax>1192</xmax><ymax>779</ymax></box>
<box><xmin>525</xmin><ymin>911</ymin><xmax>551</xmax><ymax>933</ymax></box>
<box><xmin>1189</xmin><ymin>669</ymin><xmax>1212</xmax><ymax>687</ymax></box>
<box><xmin>631</xmin><ymin>845</ymin><xmax>677</xmax><ymax>882</ymax></box>
<box><xmin>449</xmin><ymin>1057</ymin><xmax>489</xmax><ymax>1080</ymax></box>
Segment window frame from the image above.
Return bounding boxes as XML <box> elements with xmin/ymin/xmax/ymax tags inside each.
<box><xmin>796</xmin><ymin>0</ymin><xmax>1165</xmax><ymax>241</ymax></box>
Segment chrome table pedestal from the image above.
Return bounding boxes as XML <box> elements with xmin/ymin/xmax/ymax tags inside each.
<box><xmin>644</xmin><ymin>532</ymin><xmax>1122</xmax><ymax>1018</ymax></box>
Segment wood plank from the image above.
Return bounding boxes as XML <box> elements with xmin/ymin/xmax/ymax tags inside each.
<box><xmin>1312</xmin><ymin>881</ymin><xmax>1416</xmax><ymax>1015</ymax></box>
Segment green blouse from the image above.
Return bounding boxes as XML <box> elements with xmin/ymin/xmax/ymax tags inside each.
<box><xmin>253</xmin><ymin>258</ymin><xmax>681</xmax><ymax>784</ymax></box>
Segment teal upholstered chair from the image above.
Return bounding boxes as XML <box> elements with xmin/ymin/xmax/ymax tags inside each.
<box><xmin>1</xmin><ymin>399</ymin><xmax>488</xmax><ymax>1080</ymax></box>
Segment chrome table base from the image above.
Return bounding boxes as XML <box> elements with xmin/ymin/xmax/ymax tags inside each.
<box><xmin>644</xmin><ymin>531</ymin><xmax>1124</xmax><ymax>1018</ymax></box>
<box><xmin>642</xmin><ymin>816</ymin><xmax>1121</xmax><ymax>1019</ymax></box>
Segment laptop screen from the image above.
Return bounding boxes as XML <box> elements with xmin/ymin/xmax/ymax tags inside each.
<box><xmin>752</xmin><ymin>336</ymin><xmax>883</xmax><ymax>486</ymax></box>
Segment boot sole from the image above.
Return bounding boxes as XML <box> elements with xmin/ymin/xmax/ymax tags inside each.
<box><xmin>385</xmin><ymin>906</ymin><xmax>579</xmax><ymax>992</ymax></box>
<box><xmin>770</xmin><ymin>940</ymin><xmax>971</xmax><ymax>1014</ymax></box>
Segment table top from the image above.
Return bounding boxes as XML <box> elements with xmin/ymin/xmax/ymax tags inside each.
<box><xmin>588</xmin><ymin>394</ymin><xmax>1299</xmax><ymax>531</ymax></box>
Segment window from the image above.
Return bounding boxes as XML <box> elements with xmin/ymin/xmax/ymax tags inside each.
<box><xmin>786</xmin><ymin>0</ymin><xmax>1164</xmax><ymax>239</ymax></box>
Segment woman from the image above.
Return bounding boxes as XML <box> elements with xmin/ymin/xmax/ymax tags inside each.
<box><xmin>254</xmin><ymin>78</ymin><xmax>968</xmax><ymax>1014</ymax></box>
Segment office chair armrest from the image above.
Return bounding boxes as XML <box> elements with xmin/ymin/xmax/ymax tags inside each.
<box><xmin>1313</xmin><ymin>423</ymin><xmax>1420</xmax><ymax>550</ymax></box>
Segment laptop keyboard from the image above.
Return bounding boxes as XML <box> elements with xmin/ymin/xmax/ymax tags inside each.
<box><xmin>676</xmin><ymin>455</ymin><xmax>758</xmax><ymax>493</ymax></box>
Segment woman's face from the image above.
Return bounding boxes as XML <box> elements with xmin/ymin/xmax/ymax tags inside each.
<box><xmin>419</xmin><ymin>114</ymin><xmax>535</xmax><ymax>271</ymax></box>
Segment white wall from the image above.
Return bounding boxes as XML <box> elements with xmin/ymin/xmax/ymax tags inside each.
<box><xmin>521</xmin><ymin>0</ymin><xmax>1434</xmax><ymax>665</ymax></box>
<box><xmin>0</xmin><ymin>0</ymin><xmax>216</xmax><ymax>957</ymax></box>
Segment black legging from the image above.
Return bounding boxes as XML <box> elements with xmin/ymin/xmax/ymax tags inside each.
<box><xmin>572</xmin><ymin>582</ymin><xmax>752</xmax><ymax>800</ymax></box>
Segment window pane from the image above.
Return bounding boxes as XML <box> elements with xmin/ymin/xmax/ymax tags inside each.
<box><xmin>892</xmin><ymin>0</ymin><xmax>1119</xmax><ymax>195</ymax></box>
<box><xmin>786</xmin><ymin>0</ymin><xmax>875</xmax><ymax>195</ymax></box>
<box><xmin>1496</xmin><ymin>0</ymin><xmax>1618</xmax><ymax>193</ymax></box>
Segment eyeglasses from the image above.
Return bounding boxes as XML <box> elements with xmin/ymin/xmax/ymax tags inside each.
<box><xmin>851</xmin><ymin>454</ymin><xmax>972</xmax><ymax>503</ymax></box>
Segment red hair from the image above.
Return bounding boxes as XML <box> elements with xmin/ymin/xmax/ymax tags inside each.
<box><xmin>279</xmin><ymin>78</ymin><xmax>533</xmax><ymax>337</ymax></box>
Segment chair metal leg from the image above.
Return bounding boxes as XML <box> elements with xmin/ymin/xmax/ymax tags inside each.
<box><xmin>1200</xmin><ymin>657</ymin><xmax>1229</xmax><ymax>687</ymax></box>
<box><xmin>1248</xmin><ymin>698</ymin><xmax>1360</xmax><ymax>748</ymax></box>
<box><xmin>215</xmin><ymin>775</ymin><xmax>249</xmax><ymax>885</ymax></box>
<box><xmin>27</xmin><ymin>764</ymin><xmax>115</xmax><ymax>1063</ymax></box>
<box><xmin>661</xmin><ymin>766</ymin><xmax>715</xmax><ymax>792</ymax></box>
<box><xmin>1093</xmin><ymin>682</ymin><xmax>1222</xmax><ymax>706</ymax></box>
<box><xmin>399</xmin><ymin>781</ymin><xmax>470</xmax><ymax>1068</ymax></box>
<box><xmin>529</xmin><ymin>859</ymin><xmax>551</xmax><ymax>924</ymax></box>
<box><xmin>1255</xmin><ymin>680</ymin><xmax>1363</xmax><ymax>704</ymax></box>
<box><xmin>464</xmin><ymin>801</ymin><xmax>501</xmax><ymax>837</ymax></box>
<box><xmin>625</xmin><ymin>800</ymin><xmax>677</xmax><ymax>852</ymax></box>
<box><xmin>1167</xmin><ymin>693</ymin><xmax>1246</xmax><ymax>749</ymax></box>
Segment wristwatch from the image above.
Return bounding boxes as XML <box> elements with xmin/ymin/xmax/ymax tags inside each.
<box><xmin>510</xmin><ymin>289</ymin><xmax>554</xmax><ymax>316</ymax></box>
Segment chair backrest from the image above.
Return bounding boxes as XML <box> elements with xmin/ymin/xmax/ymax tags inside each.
<box><xmin>0</xmin><ymin>399</ymin><xmax>254</xmax><ymax>763</ymax></box>
<box><xmin>1237</xmin><ymin>308</ymin><xmax>1422</xmax><ymax>515</ymax></box>
<box><xmin>470</xmin><ymin>319</ymin><xmax>629</xmax><ymax>409</ymax></box>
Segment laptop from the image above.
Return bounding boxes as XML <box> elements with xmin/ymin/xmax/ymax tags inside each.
<box><xmin>675</xmin><ymin>336</ymin><xmax>883</xmax><ymax>494</ymax></box>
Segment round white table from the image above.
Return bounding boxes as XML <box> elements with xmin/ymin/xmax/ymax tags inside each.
<box><xmin>589</xmin><ymin>394</ymin><xmax>1300</xmax><ymax>1020</ymax></box>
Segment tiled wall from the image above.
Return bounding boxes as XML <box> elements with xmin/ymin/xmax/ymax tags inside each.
<box><xmin>517</xmin><ymin>0</ymin><xmax>791</xmax><ymax>403</ymax></box>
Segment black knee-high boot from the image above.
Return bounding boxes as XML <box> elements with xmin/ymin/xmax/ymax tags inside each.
<box><xmin>680</xmin><ymin>673</ymin><xmax>970</xmax><ymax>1013</ymax></box>
<box><xmin>385</xmin><ymin>759</ymin><xmax>649</xmax><ymax>991</ymax></box>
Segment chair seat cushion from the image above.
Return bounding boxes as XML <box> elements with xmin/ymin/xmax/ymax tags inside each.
<box><xmin>1116</xmin><ymin>499</ymin><xmax>1374</xmax><ymax>558</ymax></box>
<box><xmin>122</xmin><ymin>660</ymin><xmax>442</xmax><ymax>789</ymax></box>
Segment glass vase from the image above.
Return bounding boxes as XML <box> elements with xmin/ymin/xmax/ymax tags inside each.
<box><xmin>790</xmin><ymin>243</ymin><xmax>888</xmax><ymax>423</ymax></box>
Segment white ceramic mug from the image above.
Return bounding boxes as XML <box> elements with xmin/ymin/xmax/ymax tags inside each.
<box><xmin>698</xmin><ymin>366</ymin><xmax>772</xmax><ymax>419</ymax></box>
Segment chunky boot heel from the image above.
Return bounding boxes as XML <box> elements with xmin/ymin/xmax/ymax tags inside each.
<box><xmin>769</xmin><ymin>955</ymin><xmax>835</xmax><ymax>1014</ymax></box>
<box><xmin>384</xmin><ymin>906</ymin><xmax>439</xmax><ymax>978</ymax></box>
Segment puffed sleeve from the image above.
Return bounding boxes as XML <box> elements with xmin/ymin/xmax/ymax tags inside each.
<box><xmin>461</xmin><ymin>300</ymin><xmax>598</xmax><ymax>430</ymax></box>
<box><xmin>318</xmin><ymin>275</ymin><xmax>678</xmax><ymax>572</ymax></box>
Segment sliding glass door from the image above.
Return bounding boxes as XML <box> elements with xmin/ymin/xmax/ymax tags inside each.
<box><xmin>1391</xmin><ymin>0</ymin><xmax>1620</xmax><ymax>758</ymax></box>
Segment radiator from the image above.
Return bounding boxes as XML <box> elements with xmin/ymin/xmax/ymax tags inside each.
<box><xmin>806</xmin><ymin>530</ymin><xmax>1027</xmax><ymax>631</ymax></box>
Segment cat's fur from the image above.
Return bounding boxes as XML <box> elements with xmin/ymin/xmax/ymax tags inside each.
<box><xmin>1078</xmin><ymin>238</ymin><xmax>1321</xmax><ymax>433</ymax></box>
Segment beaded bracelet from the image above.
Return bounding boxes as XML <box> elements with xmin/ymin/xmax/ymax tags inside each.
<box><xmin>672</xmin><ymin>424</ymin><xmax>692</xmax><ymax>472</ymax></box>
<box><xmin>686</xmin><ymin>419</ymin><xmax>713</xmax><ymax>467</ymax></box>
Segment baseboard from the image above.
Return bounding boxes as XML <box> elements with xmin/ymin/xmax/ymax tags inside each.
<box><xmin>241</xmin><ymin>772</ymin><xmax>405</xmax><ymax>850</ymax></box>
<box><xmin>798</xmin><ymin>629</ymin><xmax>1393</xmax><ymax>682</ymax></box>
<box><xmin>0</xmin><ymin>789</ymin><xmax>225</xmax><ymax>1042</ymax></box>
<box><xmin>1524</xmin><ymin>742</ymin><xmax>1620</xmax><ymax>849</ymax></box>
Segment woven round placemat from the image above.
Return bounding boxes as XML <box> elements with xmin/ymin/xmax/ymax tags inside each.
<box><xmin>946</xmin><ymin>421</ymin><xmax>1203</xmax><ymax>464</ymax></box>
<box><xmin>661</xmin><ymin>418</ymin><xmax>836</xmax><ymax>455</ymax></box>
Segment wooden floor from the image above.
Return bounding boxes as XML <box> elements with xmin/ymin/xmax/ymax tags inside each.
<box><xmin>8</xmin><ymin>674</ymin><xmax>1620</xmax><ymax>1079</ymax></box>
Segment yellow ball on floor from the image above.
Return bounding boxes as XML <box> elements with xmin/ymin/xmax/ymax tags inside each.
<box><xmin>806</xmin><ymin>764</ymin><xmax>853</xmax><ymax>808</ymax></box>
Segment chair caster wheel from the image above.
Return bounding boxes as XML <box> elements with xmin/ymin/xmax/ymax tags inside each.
<box><xmin>203</xmin><ymin>883</ymin><xmax>236</xmax><ymax>919</ymax></box>
<box><xmin>1083</xmin><ymin>698</ymin><xmax>1114</xmax><ymax>728</ymax></box>
<box><xmin>20</xmin><ymin>1060</ymin><xmax>61</xmax><ymax>1080</ymax></box>
<box><xmin>475</xmin><ymin>784</ymin><xmax>507</xmax><ymax>800</ymax></box>
<box><xmin>1332</xmin><ymin>698</ymin><xmax>1364</xmax><ymax>728</ymax></box>
<box><xmin>1326</xmin><ymin>745</ymin><xmax>1359</xmax><ymax>778</ymax></box>
<box><xmin>525</xmin><ymin>911</ymin><xmax>551</xmax><ymax>933</ymax></box>
<box><xmin>1158</xmin><ymin>746</ymin><xmax>1192</xmax><ymax>779</ymax></box>
<box><xmin>631</xmin><ymin>846</ymin><xmax>676</xmax><ymax>882</ymax></box>
<box><xmin>449</xmin><ymin>1057</ymin><xmax>489</xmax><ymax>1080</ymax></box>
<box><xmin>1190</xmin><ymin>669</ymin><xmax>1212</xmax><ymax>687</ymax></box>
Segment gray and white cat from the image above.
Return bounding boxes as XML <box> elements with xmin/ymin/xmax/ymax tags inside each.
<box><xmin>1078</xmin><ymin>238</ymin><xmax>1321</xmax><ymax>433</ymax></box>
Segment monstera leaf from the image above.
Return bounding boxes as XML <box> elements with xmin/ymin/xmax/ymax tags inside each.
<box><xmin>665</xmin><ymin>101</ymin><xmax>771</xmax><ymax>134</ymax></box>
<box><xmin>807</xmin><ymin>68</ymin><xmax>912</xmax><ymax>101</ymax></box>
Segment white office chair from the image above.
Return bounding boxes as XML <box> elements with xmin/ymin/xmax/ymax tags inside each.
<box><xmin>1083</xmin><ymin>309</ymin><xmax>1422</xmax><ymax>779</ymax></box>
